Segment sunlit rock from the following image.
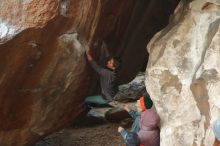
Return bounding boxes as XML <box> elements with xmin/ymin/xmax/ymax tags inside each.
<box><xmin>146</xmin><ymin>0</ymin><xmax>220</xmax><ymax>146</ymax></box>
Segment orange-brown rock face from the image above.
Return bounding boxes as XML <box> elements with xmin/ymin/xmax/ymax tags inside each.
<box><xmin>0</xmin><ymin>0</ymin><xmax>136</xmax><ymax>145</ymax></box>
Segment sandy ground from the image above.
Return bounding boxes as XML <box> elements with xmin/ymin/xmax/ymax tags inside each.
<box><xmin>35</xmin><ymin>104</ymin><xmax>135</xmax><ymax>146</ymax></box>
<box><xmin>36</xmin><ymin>123</ymin><xmax>125</xmax><ymax>146</ymax></box>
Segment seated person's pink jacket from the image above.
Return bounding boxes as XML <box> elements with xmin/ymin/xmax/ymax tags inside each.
<box><xmin>138</xmin><ymin>108</ymin><xmax>160</xmax><ymax>146</ymax></box>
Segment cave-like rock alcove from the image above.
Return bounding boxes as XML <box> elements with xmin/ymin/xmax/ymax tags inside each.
<box><xmin>0</xmin><ymin>0</ymin><xmax>220</xmax><ymax>146</ymax></box>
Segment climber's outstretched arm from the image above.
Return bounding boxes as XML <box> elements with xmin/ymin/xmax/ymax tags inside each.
<box><xmin>85</xmin><ymin>46</ymin><xmax>104</xmax><ymax>75</ymax></box>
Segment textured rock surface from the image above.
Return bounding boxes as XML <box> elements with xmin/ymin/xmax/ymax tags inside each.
<box><xmin>146</xmin><ymin>0</ymin><xmax>220</xmax><ymax>146</ymax></box>
<box><xmin>0</xmin><ymin>0</ymin><xmax>135</xmax><ymax>145</ymax></box>
<box><xmin>0</xmin><ymin>0</ymin><xmax>179</xmax><ymax>145</ymax></box>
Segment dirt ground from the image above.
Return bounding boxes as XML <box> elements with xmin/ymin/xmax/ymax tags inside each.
<box><xmin>36</xmin><ymin>123</ymin><xmax>125</xmax><ymax>146</ymax></box>
<box><xmin>35</xmin><ymin>105</ymin><xmax>135</xmax><ymax>146</ymax></box>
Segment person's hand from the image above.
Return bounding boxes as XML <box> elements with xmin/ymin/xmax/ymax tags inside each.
<box><xmin>123</xmin><ymin>104</ymin><xmax>130</xmax><ymax>112</ymax></box>
<box><xmin>118</xmin><ymin>126</ymin><xmax>124</xmax><ymax>133</ymax></box>
<box><xmin>85</xmin><ymin>44</ymin><xmax>89</xmax><ymax>51</ymax></box>
<box><xmin>85</xmin><ymin>45</ymin><xmax>92</xmax><ymax>61</ymax></box>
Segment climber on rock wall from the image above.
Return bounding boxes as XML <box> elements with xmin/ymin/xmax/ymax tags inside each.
<box><xmin>85</xmin><ymin>41</ymin><xmax>120</xmax><ymax>106</ymax></box>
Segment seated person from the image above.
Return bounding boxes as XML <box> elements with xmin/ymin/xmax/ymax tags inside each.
<box><xmin>121</xmin><ymin>95</ymin><xmax>153</xmax><ymax>133</ymax></box>
<box><xmin>118</xmin><ymin>95</ymin><xmax>160</xmax><ymax>146</ymax></box>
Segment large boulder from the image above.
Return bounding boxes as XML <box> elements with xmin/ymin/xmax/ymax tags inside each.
<box><xmin>0</xmin><ymin>0</ymin><xmax>135</xmax><ymax>145</ymax></box>
<box><xmin>146</xmin><ymin>0</ymin><xmax>220</xmax><ymax>146</ymax></box>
